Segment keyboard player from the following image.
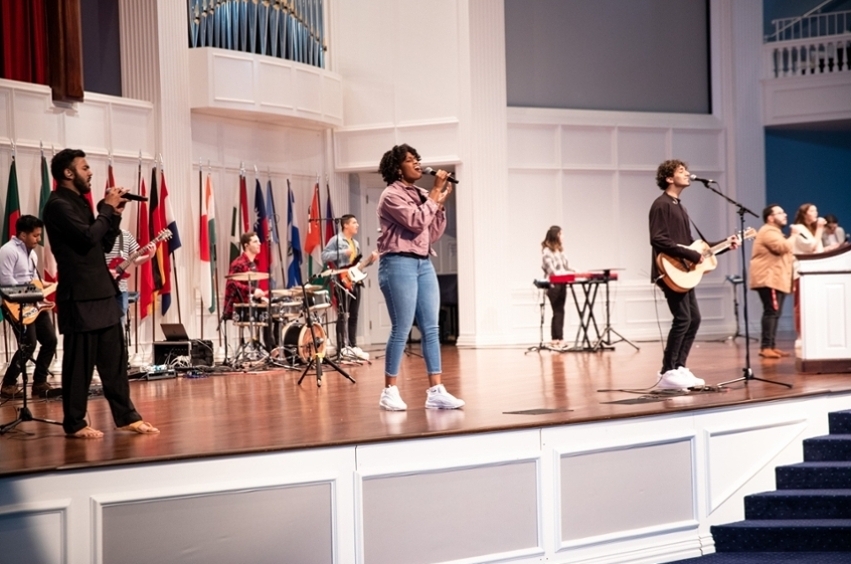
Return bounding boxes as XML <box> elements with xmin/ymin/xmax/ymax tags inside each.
<box><xmin>541</xmin><ymin>226</ymin><xmax>571</xmax><ymax>348</ymax></box>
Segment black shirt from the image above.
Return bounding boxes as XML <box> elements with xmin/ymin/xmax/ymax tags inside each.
<box><xmin>648</xmin><ymin>192</ymin><xmax>702</xmax><ymax>283</ymax></box>
<box><xmin>43</xmin><ymin>187</ymin><xmax>122</xmax><ymax>333</ymax></box>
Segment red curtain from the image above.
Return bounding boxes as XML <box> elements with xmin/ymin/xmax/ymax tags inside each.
<box><xmin>1</xmin><ymin>0</ymin><xmax>49</xmax><ymax>85</ymax></box>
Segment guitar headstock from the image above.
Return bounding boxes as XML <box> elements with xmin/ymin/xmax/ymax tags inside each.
<box><xmin>742</xmin><ymin>227</ymin><xmax>757</xmax><ymax>241</ymax></box>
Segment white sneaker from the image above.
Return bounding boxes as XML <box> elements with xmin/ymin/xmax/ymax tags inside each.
<box><xmin>425</xmin><ymin>384</ymin><xmax>465</xmax><ymax>409</ymax></box>
<box><xmin>352</xmin><ymin>346</ymin><xmax>370</xmax><ymax>361</ymax></box>
<box><xmin>677</xmin><ymin>367</ymin><xmax>705</xmax><ymax>387</ymax></box>
<box><xmin>379</xmin><ymin>385</ymin><xmax>407</xmax><ymax>411</ymax></box>
<box><xmin>656</xmin><ymin>369</ymin><xmax>691</xmax><ymax>390</ymax></box>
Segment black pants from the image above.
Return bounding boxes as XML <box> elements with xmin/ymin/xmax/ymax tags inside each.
<box><xmin>2</xmin><ymin>311</ymin><xmax>57</xmax><ymax>386</ymax></box>
<box><xmin>547</xmin><ymin>284</ymin><xmax>567</xmax><ymax>340</ymax></box>
<box><xmin>660</xmin><ymin>284</ymin><xmax>701</xmax><ymax>372</ymax></box>
<box><xmin>756</xmin><ymin>287</ymin><xmax>786</xmax><ymax>350</ymax></box>
<box><xmin>61</xmin><ymin>323</ymin><xmax>140</xmax><ymax>434</ymax></box>
<box><xmin>335</xmin><ymin>284</ymin><xmax>361</xmax><ymax>348</ymax></box>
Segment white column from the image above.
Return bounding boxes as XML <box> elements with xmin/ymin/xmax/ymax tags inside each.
<box><xmin>455</xmin><ymin>0</ymin><xmax>512</xmax><ymax>347</ymax></box>
<box><xmin>119</xmin><ymin>0</ymin><xmax>196</xmax><ymax>336</ymax></box>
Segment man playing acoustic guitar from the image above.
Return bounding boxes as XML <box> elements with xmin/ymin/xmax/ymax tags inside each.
<box><xmin>0</xmin><ymin>215</ymin><xmax>61</xmax><ymax>399</ymax></box>
<box><xmin>650</xmin><ymin>160</ymin><xmax>738</xmax><ymax>390</ymax></box>
<box><xmin>321</xmin><ymin>214</ymin><xmax>378</xmax><ymax>361</ymax></box>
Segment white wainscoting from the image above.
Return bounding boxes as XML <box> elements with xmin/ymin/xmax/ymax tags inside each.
<box><xmin>1</xmin><ymin>393</ymin><xmax>847</xmax><ymax>564</ymax></box>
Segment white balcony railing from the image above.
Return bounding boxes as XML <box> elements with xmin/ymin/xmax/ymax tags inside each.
<box><xmin>764</xmin><ymin>34</ymin><xmax>851</xmax><ymax>78</ymax></box>
<box><xmin>766</xmin><ymin>8</ymin><xmax>851</xmax><ymax>42</ymax></box>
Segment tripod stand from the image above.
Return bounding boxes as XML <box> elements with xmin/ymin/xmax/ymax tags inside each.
<box><xmin>593</xmin><ymin>269</ymin><xmax>639</xmax><ymax>351</ymax></box>
<box><xmin>692</xmin><ymin>180</ymin><xmax>791</xmax><ymax>389</ymax></box>
<box><xmin>297</xmin><ymin>279</ymin><xmax>356</xmax><ymax>388</ymax></box>
<box><xmin>0</xmin><ymin>292</ymin><xmax>62</xmax><ymax>434</ymax></box>
<box><xmin>526</xmin><ymin>279</ymin><xmax>563</xmax><ymax>354</ymax></box>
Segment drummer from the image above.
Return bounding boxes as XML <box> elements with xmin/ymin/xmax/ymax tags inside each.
<box><xmin>223</xmin><ymin>232</ymin><xmax>274</xmax><ymax>349</ymax></box>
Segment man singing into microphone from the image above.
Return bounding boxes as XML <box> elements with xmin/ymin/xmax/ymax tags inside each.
<box><xmin>43</xmin><ymin>149</ymin><xmax>158</xmax><ymax>438</ymax></box>
<box><xmin>649</xmin><ymin>159</ymin><xmax>737</xmax><ymax>390</ymax></box>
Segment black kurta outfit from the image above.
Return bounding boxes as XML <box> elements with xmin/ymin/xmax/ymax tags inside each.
<box><xmin>43</xmin><ymin>187</ymin><xmax>142</xmax><ymax>434</ymax></box>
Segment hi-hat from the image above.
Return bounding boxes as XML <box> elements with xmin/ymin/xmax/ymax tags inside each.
<box><xmin>289</xmin><ymin>284</ymin><xmax>323</xmax><ymax>294</ymax></box>
<box><xmin>270</xmin><ymin>288</ymin><xmax>295</xmax><ymax>297</ymax></box>
<box><xmin>226</xmin><ymin>271</ymin><xmax>270</xmax><ymax>282</ymax></box>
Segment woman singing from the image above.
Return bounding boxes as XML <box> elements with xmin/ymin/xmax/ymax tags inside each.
<box><xmin>375</xmin><ymin>144</ymin><xmax>464</xmax><ymax>411</ymax></box>
<box><xmin>541</xmin><ymin>226</ymin><xmax>570</xmax><ymax>348</ymax></box>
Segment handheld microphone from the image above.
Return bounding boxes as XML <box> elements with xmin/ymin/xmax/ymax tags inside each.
<box><xmin>422</xmin><ymin>167</ymin><xmax>459</xmax><ymax>184</ymax></box>
<box><xmin>689</xmin><ymin>174</ymin><xmax>715</xmax><ymax>185</ymax></box>
<box><xmin>120</xmin><ymin>193</ymin><xmax>149</xmax><ymax>202</ymax></box>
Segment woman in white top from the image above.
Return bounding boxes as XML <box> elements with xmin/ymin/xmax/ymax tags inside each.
<box><xmin>541</xmin><ymin>226</ymin><xmax>570</xmax><ymax>347</ymax></box>
<box><xmin>790</xmin><ymin>203</ymin><xmax>826</xmax><ymax>341</ymax></box>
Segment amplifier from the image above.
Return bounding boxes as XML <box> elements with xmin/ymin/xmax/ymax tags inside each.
<box><xmin>152</xmin><ymin>339</ymin><xmax>214</xmax><ymax>366</ymax></box>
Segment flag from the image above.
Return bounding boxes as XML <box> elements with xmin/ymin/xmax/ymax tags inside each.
<box><xmin>159</xmin><ymin>169</ymin><xmax>180</xmax><ymax>314</ymax></box>
<box><xmin>239</xmin><ymin>172</ymin><xmax>249</xmax><ymax>232</ymax></box>
<box><xmin>229</xmin><ymin>173</ymin><xmax>244</xmax><ymax>262</ymax></box>
<box><xmin>199</xmin><ymin>174</ymin><xmax>216</xmax><ymax>313</ymax></box>
<box><xmin>3</xmin><ymin>159</ymin><xmax>20</xmax><ymax>244</ymax></box>
<box><xmin>304</xmin><ymin>183</ymin><xmax>322</xmax><ymax>275</ymax></box>
<box><xmin>149</xmin><ymin>166</ymin><xmax>166</xmax><ymax>298</ymax></box>
<box><xmin>253</xmin><ymin>178</ymin><xmax>270</xmax><ymax>290</ymax></box>
<box><xmin>105</xmin><ymin>162</ymin><xmax>115</xmax><ymax>195</ymax></box>
<box><xmin>38</xmin><ymin>155</ymin><xmax>57</xmax><ymax>290</ymax></box>
<box><xmin>266</xmin><ymin>179</ymin><xmax>279</xmax><ymax>289</ymax></box>
<box><xmin>137</xmin><ymin>177</ymin><xmax>154</xmax><ymax>319</ymax></box>
<box><xmin>324</xmin><ymin>183</ymin><xmax>335</xmax><ymax>247</ymax></box>
<box><xmin>286</xmin><ymin>181</ymin><xmax>302</xmax><ymax>287</ymax></box>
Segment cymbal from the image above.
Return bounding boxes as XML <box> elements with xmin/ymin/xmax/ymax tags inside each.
<box><xmin>288</xmin><ymin>284</ymin><xmax>324</xmax><ymax>294</ymax></box>
<box><xmin>226</xmin><ymin>271</ymin><xmax>270</xmax><ymax>282</ymax></box>
<box><xmin>270</xmin><ymin>289</ymin><xmax>294</xmax><ymax>297</ymax></box>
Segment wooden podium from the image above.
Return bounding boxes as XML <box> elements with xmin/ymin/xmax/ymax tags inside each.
<box><xmin>797</xmin><ymin>244</ymin><xmax>851</xmax><ymax>373</ymax></box>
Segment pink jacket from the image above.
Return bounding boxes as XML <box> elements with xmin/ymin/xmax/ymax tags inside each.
<box><xmin>376</xmin><ymin>181</ymin><xmax>446</xmax><ymax>257</ymax></box>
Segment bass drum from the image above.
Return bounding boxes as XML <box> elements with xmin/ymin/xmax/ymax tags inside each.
<box><xmin>282</xmin><ymin>321</ymin><xmax>326</xmax><ymax>364</ymax></box>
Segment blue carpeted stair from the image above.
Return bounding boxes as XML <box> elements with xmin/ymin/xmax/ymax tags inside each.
<box><xmin>673</xmin><ymin>409</ymin><xmax>851</xmax><ymax>563</ymax></box>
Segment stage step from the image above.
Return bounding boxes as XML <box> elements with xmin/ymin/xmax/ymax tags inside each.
<box><xmin>803</xmin><ymin>435</ymin><xmax>851</xmax><ymax>462</ymax></box>
<box><xmin>744</xmin><ymin>489</ymin><xmax>851</xmax><ymax>519</ymax></box>
<box><xmin>776</xmin><ymin>462</ymin><xmax>851</xmax><ymax>490</ymax></box>
<box><xmin>828</xmin><ymin>410</ymin><xmax>851</xmax><ymax>435</ymax></box>
<box><xmin>711</xmin><ymin>519</ymin><xmax>851</xmax><ymax>552</ymax></box>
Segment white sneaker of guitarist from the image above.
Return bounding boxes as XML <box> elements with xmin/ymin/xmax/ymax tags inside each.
<box><xmin>649</xmin><ymin>160</ymin><xmax>738</xmax><ymax>391</ymax></box>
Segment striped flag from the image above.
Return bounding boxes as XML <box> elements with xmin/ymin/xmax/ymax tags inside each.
<box><xmin>38</xmin><ymin>154</ymin><xmax>57</xmax><ymax>292</ymax></box>
<box><xmin>199</xmin><ymin>174</ymin><xmax>216</xmax><ymax>313</ymax></box>
<box><xmin>137</xmin><ymin>177</ymin><xmax>154</xmax><ymax>318</ymax></box>
<box><xmin>266</xmin><ymin>179</ymin><xmax>279</xmax><ymax>289</ymax></box>
<box><xmin>304</xmin><ymin>183</ymin><xmax>321</xmax><ymax>276</ymax></box>
<box><xmin>253</xmin><ymin>177</ymin><xmax>270</xmax><ymax>290</ymax></box>
<box><xmin>324</xmin><ymin>183</ymin><xmax>335</xmax><ymax>246</ymax></box>
<box><xmin>286</xmin><ymin>181</ymin><xmax>302</xmax><ymax>287</ymax></box>
<box><xmin>159</xmin><ymin>168</ymin><xmax>181</xmax><ymax>314</ymax></box>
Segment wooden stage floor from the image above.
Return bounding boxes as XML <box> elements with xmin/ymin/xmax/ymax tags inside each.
<box><xmin>2</xmin><ymin>336</ymin><xmax>850</xmax><ymax>478</ymax></box>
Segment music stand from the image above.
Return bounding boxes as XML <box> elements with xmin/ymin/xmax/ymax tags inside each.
<box><xmin>297</xmin><ymin>278</ymin><xmax>356</xmax><ymax>388</ymax></box>
<box><xmin>0</xmin><ymin>286</ymin><xmax>62</xmax><ymax>434</ymax></box>
<box><xmin>526</xmin><ymin>279</ymin><xmax>563</xmax><ymax>354</ymax></box>
<box><xmin>711</xmin><ymin>275</ymin><xmax>758</xmax><ymax>343</ymax></box>
<box><xmin>592</xmin><ymin>269</ymin><xmax>639</xmax><ymax>351</ymax></box>
<box><xmin>693</xmin><ymin>179</ymin><xmax>790</xmax><ymax>389</ymax></box>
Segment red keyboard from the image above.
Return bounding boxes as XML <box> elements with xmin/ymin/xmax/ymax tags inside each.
<box><xmin>549</xmin><ymin>271</ymin><xmax>619</xmax><ymax>284</ymax></box>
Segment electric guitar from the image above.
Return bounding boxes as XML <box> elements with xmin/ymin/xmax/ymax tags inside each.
<box><xmin>2</xmin><ymin>279</ymin><xmax>57</xmax><ymax>325</ymax></box>
<box><xmin>656</xmin><ymin>227</ymin><xmax>756</xmax><ymax>293</ymax></box>
<box><xmin>337</xmin><ymin>251</ymin><xmax>378</xmax><ymax>290</ymax></box>
<box><xmin>108</xmin><ymin>229</ymin><xmax>172</xmax><ymax>280</ymax></box>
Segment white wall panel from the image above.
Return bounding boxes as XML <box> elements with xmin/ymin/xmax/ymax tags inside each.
<box><xmin>110</xmin><ymin>104</ymin><xmax>156</xmax><ymax>157</ymax></box>
<box><xmin>562</xmin><ymin>171</ymin><xmax>617</xmax><ymax>271</ymax></box>
<box><xmin>10</xmin><ymin>89</ymin><xmax>60</xmax><ymax>147</ymax></box>
<box><xmin>616</xmin><ymin>171</ymin><xmax>658</xmax><ymax>282</ymax></box>
<box><xmin>617</xmin><ymin>127</ymin><xmax>668</xmax><ymax>168</ymax></box>
<box><xmin>507</xmin><ymin>170</ymin><xmax>560</xmax><ymax>290</ymax></box>
<box><xmin>64</xmin><ymin>102</ymin><xmax>110</xmax><ymax>154</ymax></box>
<box><xmin>213</xmin><ymin>55</ymin><xmax>256</xmax><ymax>103</ymax></box>
<box><xmin>672</xmin><ymin>129</ymin><xmax>724</xmax><ymax>171</ymax></box>
<box><xmin>257</xmin><ymin>61</ymin><xmax>295</xmax><ymax>110</ymax></box>
<box><xmin>561</xmin><ymin>126</ymin><xmax>614</xmax><ymax>168</ymax></box>
<box><xmin>334</xmin><ymin>128</ymin><xmax>396</xmax><ymax>171</ymax></box>
<box><xmin>0</xmin><ymin>503</ymin><xmax>65</xmax><ymax>564</ymax></box>
<box><xmin>0</xmin><ymin>87</ymin><xmax>11</xmax><ymax>140</ymax></box>
<box><xmin>508</xmin><ymin>124</ymin><xmax>558</xmax><ymax>168</ymax></box>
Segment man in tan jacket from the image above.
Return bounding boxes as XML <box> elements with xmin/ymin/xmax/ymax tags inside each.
<box><xmin>750</xmin><ymin>204</ymin><xmax>797</xmax><ymax>359</ymax></box>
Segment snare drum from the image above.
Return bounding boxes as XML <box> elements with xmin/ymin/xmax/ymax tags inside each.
<box><xmin>282</xmin><ymin>321</ymin><xmax>326</xmax><ymax>363</ymax></box>
<box><xmin>232</xmin><ymin>303</ymin><xmax>269</xmax><ymax>326</ymax></box>
<box><xmin>269</xmin><ymin>298</ymin><xmax>301</xmax><ymax>321</ymax></box>
<box><xmin>308</xmin><ymin>289</ymin><xmax>331</xmax><ymax>311</ymax></box>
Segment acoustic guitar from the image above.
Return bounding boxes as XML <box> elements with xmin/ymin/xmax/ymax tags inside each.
<box><xmin>2</xmin><ymin>279</ymin><xmax>57</xmax><ymax>325</ymax></box>
<box><xmin>656</xmin><ymin>228</ymin><xmax>756</xmax><ymax>293</ymax></box>
<box><xmin>108</xmin><ymin>229</ymin><xmax>172</xmax><ymax>280</ymax></box>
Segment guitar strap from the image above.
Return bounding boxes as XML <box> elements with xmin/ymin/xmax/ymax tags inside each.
<box><xmin>690</xmin><ymin>219</ymin><xmax>707</xmax><ymax>243</ymax></box>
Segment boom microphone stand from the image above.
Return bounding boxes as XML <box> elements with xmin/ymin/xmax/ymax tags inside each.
<box><xmin>0</xmin><ymin>291</ymin><xmax>62</xmax><ymax>434</ymax></box>
<box><xmin>693</xmin><ymin>178</ymin><xmax>791</xmax><ymax>389</ymax></box>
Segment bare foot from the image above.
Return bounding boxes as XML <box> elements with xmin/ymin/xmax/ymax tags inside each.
<box><xmin>119</xmin><ymin>420</ymin><xmax>160</xmax><ymax>434</ymax></box>
<box><xmin>67</xmin><ymin>426</ymin><xmax>104</xmax><ymax>439</ymax></box>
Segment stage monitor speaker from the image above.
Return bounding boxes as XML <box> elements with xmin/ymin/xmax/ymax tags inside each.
<box><xmin>153</xmin><ymin>339</ymin><xmax>214</xmax><ymax>366</ymax></box>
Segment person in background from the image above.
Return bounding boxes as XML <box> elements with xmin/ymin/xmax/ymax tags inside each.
<box><xmin>540</xmin><ymin>226</ymin><xmax>570</xmax><ymax>349</ymax></box>
<box><xmin>821</xmin><ymin>214</ymin><xmax>846</xmax><ymax>251</ymax></box>
<box><xmin>375</xmin><ymin>143</ymin><xmax>464</xmax><ymax>412</ymax></box>
<box><xmin>0</xmin><ymin>215</ymin><xmax>61</xmax><ymax>400</ymax></box>
<box><xmin>105</xmin><ymin>228</ymin><xmax>155</xmax><ymax>327</ymax></box>
<box><xmin>790</xmin><ymin>203</ymin><xmax>826</xmax><ymax>343</ymax></box>
<box><xmin>749</xmin><ymin>205</ymin><xmax>796</xmax><ymax>359</ymax></box>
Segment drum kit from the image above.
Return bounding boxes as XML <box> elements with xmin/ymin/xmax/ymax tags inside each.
<box><xmin>225</xmin><ymin>271</ymin><xmax>348</xmax><ymax>383</ymax></box>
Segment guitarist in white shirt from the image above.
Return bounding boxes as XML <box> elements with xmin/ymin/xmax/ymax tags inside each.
<box><xmin>321</xmin><ymin>214</ymin><xmax>378</xmax><ymax>361</ymax></box>
<box><xmin>0</xmin><ymin>215</ymin><xmax>61</xmax><ymax>399</ymax></box>
<box><xmin>649</xmin><ymin>160</ymin><xmax>738</xmax><ymax>390</ymax></box>
<box><xmin>104</xmin><ymin>229</ymin><xmax>156</xmax><ymax>326</ymax></box>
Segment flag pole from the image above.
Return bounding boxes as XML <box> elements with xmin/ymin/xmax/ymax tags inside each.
<box><xmin>134</xmin><ymin>151</ymin><xmax>142</xmax><ymax>356</ymax></box>
<box><xmin>273</xmin><ymin>178</ymin><xmax>286</xmax><ymax>285</ymax></box>
<box><xmin>210</xmin><ymin>161</ymin><xmax>223</xmax><ymax>348</ymax></box>
<box><xmin>199</xmin><ymin>159</ymin><xmax>204</xmax><ymax>340</ymax></box>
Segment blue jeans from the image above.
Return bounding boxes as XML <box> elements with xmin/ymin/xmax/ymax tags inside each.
<box><xmin>378</xmin><ymin>254</ymin><xmax>441</xmax><ymax>377</ymax></box>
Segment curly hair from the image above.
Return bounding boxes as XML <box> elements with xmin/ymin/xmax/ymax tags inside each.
<box><xmin>541</xmin><ymin>225</ymin><xmax>562</xmax><ymax>252</ymax></box>
<box><xmin>793</xmin><ymin>203</ymin><xmax>817</xmax><ymax>235</ymax></box>
<box><xmin>378</xmin><ymin>144</ymin><xmax>420</xmax><ymax>184</ymax></box>
<box><xmin>655</xmin><ymin>159</ymin><xmax>688</xmax><ymax>190</ymax></box>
